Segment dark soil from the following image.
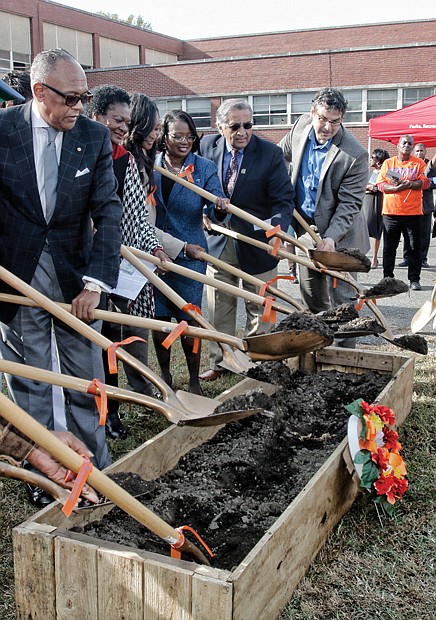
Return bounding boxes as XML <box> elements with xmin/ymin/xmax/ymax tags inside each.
<box><xmin>361</xmin><ymin>277</ymin><xmax>409</xmax><ymax>298</ymax></box>
<box><xmin>75</xmin><ymin>366</ymin><xmax>390</xmax><ymax>571</ymax></box>
<box><xmin>393</xmin><ymin>334</ymin><xmax>428</xmax><ymax>355</ymax></box>
<box><xmin>336</xmin><ymin>247</ymin><xmax>371</xmax><ymax>269</ymax></box>
<box><xmin>317</xmin><ymin>303</ymin><xmax>359</xmax><ymax>324</ymax></box>
<box><xmin>273</xmin><ymin>311</ymin><xmax>334</xmax><ymax>339</ymax></box>
<box><xmin>336</xmin><ymin>316</ymin><xmax>385</xmax><ymax>336</ymax></box>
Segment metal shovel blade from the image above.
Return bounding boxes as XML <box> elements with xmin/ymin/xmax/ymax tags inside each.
<box><xmin>411</xmin><ymin>285</ymin><xmax>436</xmax><ymax>333</ymax></box>
<box><xmin>242</xmin><ymin>329</ymin><xmax>333</xmax><ymax>359</ymax></box>
<box><xmin>309</xmin><ymin>249</ymin><xmax>371</xmax><ymax>273</ymax></box>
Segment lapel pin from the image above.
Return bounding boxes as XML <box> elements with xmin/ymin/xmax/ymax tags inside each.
<box><xmin>76</xmin><ymin>147</ymin><xmax>82</xmax><ymax>152</ymax></box>
<box><xmin>241</xmin><ymin>169</ymin><xmax>246</xmax><ymax>174</ymax></box>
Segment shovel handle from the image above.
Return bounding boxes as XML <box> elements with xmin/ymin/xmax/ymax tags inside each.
<box><xmin>126</xmin><ymin>246</ymin><xmax>296</xmax><ymax>316</ymax></box>
<box><xmin>292</xmin><ymin>211</ymin><xmax>321</xmax><ymax>244</ymax></box>
<box><xmin>0</xmin><ymin>265</ymin><xmax>177</xmax><ymax>405</ymax></box>
<box><xmin>154</xmin><ymin>164</ymin><xmax>310</xmax><ymax>254</ymax></box>
<box><xmin>0</xmin><ymin>392</ymin><xmax>209</xmax><ymax>564</ymax></box>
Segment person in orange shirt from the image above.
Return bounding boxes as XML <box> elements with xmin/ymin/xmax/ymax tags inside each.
<box><xmin>377</xmin><ymin>134</ymin><xmax>430</xmax><ymax>290</ymax></box>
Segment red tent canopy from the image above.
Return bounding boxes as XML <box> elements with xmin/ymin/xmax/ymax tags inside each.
<box><xmin>368</xmin><ymin>95</ymin><xmax>436</xmax><ymax>148</ymax></box>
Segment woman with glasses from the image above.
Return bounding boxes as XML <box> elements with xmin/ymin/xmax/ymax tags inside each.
<box><xmin>152</xmin><ymin>110</ymin><xmax>228</xmax><ymax>395</ymax></box>
<box><xmin>87</xmin><ymin>85</ymin><xmax>169</xmax><ymax>439</ymax></box>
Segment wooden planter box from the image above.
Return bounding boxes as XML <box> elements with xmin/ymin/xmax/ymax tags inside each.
<box><xmin>13</xmin><ymin>348</ymin><xmax>414</xmax><ymax>620</ymax></box>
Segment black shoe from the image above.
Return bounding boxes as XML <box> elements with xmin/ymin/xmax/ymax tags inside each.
<box><xmin>105</xmin><ymin>411</ymin><xmax>128</xmax><ymax>440</ymax></box>
<box><xmin>398</xmin><ymin>260</ymin><xmax>409</xmax><ymax>267</ymax></box>
<box><xmin>409</xmin><ymin>281</ymin><xmax>422</xmax><ymax>291</ymax></box>
<box><xmin>422</xmin><ymin>260</ymin><xmax>430</xmax><ymax>268</ymax></box>
<box><xmin>26</xmin><ymin>484</ymin><xmax>55</xmax><ymax>508</ymax></box>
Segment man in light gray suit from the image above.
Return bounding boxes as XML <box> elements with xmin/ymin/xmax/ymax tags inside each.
<box><xmin>279</xmin><ymin>88</ymin><xmax>369</xmax><ymax>318</ymax></box>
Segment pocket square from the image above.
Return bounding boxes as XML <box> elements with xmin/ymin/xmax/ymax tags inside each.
<box><xmin>75</xmin><ymin>168</ymin><xmax>90</xmax><ymax>178</ymax></box>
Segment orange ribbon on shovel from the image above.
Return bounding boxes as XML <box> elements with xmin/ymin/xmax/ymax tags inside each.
<box><xmin>107</xmin><ymin>336</ymin><xmax>148</xmax><ymax>374</ymax></box>
<box><xmin>62</xmin><ymin>455</ymin><xmax>93</xmax><ymax>517</ymax></box>
<box><xmin>87</xmin><ymin>378</ymin><xmax>108</xmax><ymax>426</ymax></box>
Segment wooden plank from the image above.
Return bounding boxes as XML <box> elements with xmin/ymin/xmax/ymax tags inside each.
<box><xmin>230</xmin><ymin>437</ymin><xmax>358</xmax><ymax>620</ymax></box>
<box><xmin>143</xmin><ymin>559</ymin><xmax>193</xmax><ymax>620</ymax></box>
<box><xmin>97</xmin><ymin>548</ymin><xmax>144</xmax><ymax>619</ymax></box>
<box><xmin>373</xmin><ymin>355</ymin><xmax>414</xmax><ymax>425</ymax></box>
<box><xmin>315</xmin><ymin>347</ymin><xmax>397</xmax><ymax>373</ymax></box>
<box><xmin>192</xmin><ymin>572</ymin><xmax>233</xmax><ymax>620</ymax></box>
<box><xmin>55</xmin><ymin>537</ymin><xmax>98</xmax><ymax>619</ymax></box>
<box><xmin>13</xmin><ymin>523</ymin><xmax>57</xmax><ymax>620</ymax></box>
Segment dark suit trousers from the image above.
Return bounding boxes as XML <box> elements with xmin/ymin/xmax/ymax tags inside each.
<box><xmin>0</xmin><ymin>247</ymin><xmax>111</xmax><ymax>469</ymax></box>
<box><xmin>383</xmin><ymin>215</ymin><xmax>422</xmax><ymax>283</ymax></box>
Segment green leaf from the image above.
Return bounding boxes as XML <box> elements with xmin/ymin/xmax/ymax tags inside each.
<box><xmin>354</xmin><ymin>450</ymin><xmax>371</xmax><ymax>465</ymax></box>
<box><xmin>361</xmin><ymin>460</ymin><xmax>380</xmax><ymax>487</ymax></box>
<box><xmin>345</xmin><ymin>398</ymin><xmax>364</xmax><ymax>416</ymax></box>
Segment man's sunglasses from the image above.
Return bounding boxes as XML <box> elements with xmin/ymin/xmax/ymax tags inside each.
<box><xmin>226</xmin><ymin>122</ymin><xmax>254</xmax><ymax>131</ymax></box>
<box><xmin>42</xmin><ymin>83</ymin><xmax>93</xmax><ymax>107</ymax></box>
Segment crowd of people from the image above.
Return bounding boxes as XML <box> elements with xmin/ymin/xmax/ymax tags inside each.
<box><xmin>0</xmin><ymin>50</ymin><xmax>434</xmax><ymax>505</ymax></box>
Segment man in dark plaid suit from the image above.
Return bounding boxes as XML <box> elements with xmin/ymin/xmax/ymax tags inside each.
<box><xmin>0</xmin><ymin>49</ymin><xmax>122</xmax><ymax>472</ymax></box>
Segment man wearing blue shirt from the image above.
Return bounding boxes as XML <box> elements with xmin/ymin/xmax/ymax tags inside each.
<box><xmin>279</xmin><ymin>88</ymin><xmax>369</xmax><ymax>320</ymax></box>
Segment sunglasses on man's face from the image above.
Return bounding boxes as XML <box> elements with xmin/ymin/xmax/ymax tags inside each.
<box><xmin>42</xmin><ymin>83</ymin><xmax>93</xmax><ymax>107</ymax></box>
<box><xmin>226</xmin><ymin>122</ymin><xmax>254</xmax><ymax>131</ymax></box>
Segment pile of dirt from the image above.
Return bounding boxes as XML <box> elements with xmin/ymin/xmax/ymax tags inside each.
<box><xmin>76</xmin><ymin>365</ymin><xmax>390</xmax><ymax>570</ymax></box>
<box><xmin>336</xmin><ymin>316</ymin><xmax>385</xmax><ymax>336</ymax></box>
<box><xmin>393</xmin><ymin>334</ymin><xmax>428</xmax><ymax>355</ymax></box>
<box><xmin>362</xmin><ymin>277</ymin><xmax>409</xmax><ymax>299</ymax></box>
<box><xmin>336</xmin><ymin>247</ymin><xmax>371</xmax><ymax>269</ymax></box>
<box><xmin>317</xmin><ymin>303</ymin><xmax>359</xmax><ymax>324</ymax></box>
<box><xmin>272</xmin><ymin>311</ymin><xmax>334</xmax><ymax>339</ymax></box>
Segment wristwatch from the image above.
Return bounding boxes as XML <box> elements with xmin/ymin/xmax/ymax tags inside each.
<box><xmin>83</xmin><ymin>282</ymin><xmax>102</xmax><ymax>295</ymax></box>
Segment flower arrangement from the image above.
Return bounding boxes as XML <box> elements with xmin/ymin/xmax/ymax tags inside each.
<box><xmin>346</xmin><ymin>398</ymin><xmax>408</xmax><ymax>516</ymax></box>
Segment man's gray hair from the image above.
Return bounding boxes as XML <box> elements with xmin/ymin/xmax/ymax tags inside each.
<box><xmin>30</xmin><ymin>49</ymin><xmax>77</xmax><ymax>86</ymax></box>
<box><xmin>216</xmin><ymin>98</ymin><xmax>252</xmax><ymax>126</ymax></box>
<box><xmin>311</xmin><ymin>88</ymin><xmax>348</xmax><ymax>115</ymax></box>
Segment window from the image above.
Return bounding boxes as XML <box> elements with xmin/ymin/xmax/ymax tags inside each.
<box><xmin>145</xmin><ymin>49</ymin><xmax>177</xmax><ymax>64</ymax></box>
<box><xmin>43</xmin><ymin>24</ymin><xmax>93</xmax><ymax>69</ymax></box>
<box><xmin>155</xmin><ymin>99</ymin><xmax>211</xmax><ymax>128</ymax></box>
<box><xmin>186</xmin><ymin>99</ymin><xmax>211</xmax><ymax>128</ymax></box>
<box><xmin>343</xmin><ymin>90</ymin><xmax>363</xmax><ymax>123</ymax></box>
<box><xmin>0</xmin><ymin>11</ymin><xmax>31</xmax><ymax>74</ymax></box>
<box><xmin>156</xmin><ymin>100</ymin><xmax>183</xmax><ymax>118</ymax></box>
<box><xmin>290</xmin><ymin>92</ymin><xmax>316</xmax><ymax>124</ymax></box>
<box><xmin>366</xmin><ymin>89</ymin><xmax>397</xmax><ymax>121</ymax></box>
<box><xmin>403</xmin><ymin>87</ymin><xmax>434</xmax><ymax>107</ymax></box>
<box><xmin>253</xmin><ymin>94</ymin><xmax>287</xmax><ymax>126</ymax></box>
<box><xmin>100</xmin><ymin>38</ymin><xmax>139</xmax><ymax>68</ymax></box>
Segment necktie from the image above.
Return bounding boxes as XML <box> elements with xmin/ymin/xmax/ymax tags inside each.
<box><xmin>43</xmin><ymin>126</ymin><xmax>59</xmax><ymax>222</ymax></box>
<box><xmin>224</xmin><ymin>149</ymin><xmax>239</xmax><ymax>198</ymax></box>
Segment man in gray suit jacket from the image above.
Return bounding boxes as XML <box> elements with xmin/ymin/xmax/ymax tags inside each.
<box><xmin>0</xmin><ymin>49</ymin><xmax>122</xmax><ymax>473</ymax></box>
<box><xmin>200</xmin><ymin>99</ymin><xmax>294</xmax><ymax>381</ymax></box>
<box><xmin>279</xmin><ymin>88</ymin><xmax>369</xmax><ymax>317</ymax></box>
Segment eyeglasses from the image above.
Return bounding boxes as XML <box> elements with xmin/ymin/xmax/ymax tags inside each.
<box><xmin>226</xmin><ymin>122</ymin><xmax>254</xmax><ymax>131</ymax></box>
<box><xmin>315</xmin><ymin>114</ymin><xmax>342</xmax><ymax>127</ymax></box>
<box><xmin>42</xmin><ymin>83</ymin><xmax>93</xmax><ymax>107</ymax></box>
<box><xmin>168</xmin><ymin>134</ymin><xmax>196</xmax><ymax>143</ymax></box>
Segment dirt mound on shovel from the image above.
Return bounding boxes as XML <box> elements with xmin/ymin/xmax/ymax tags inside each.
<box><xmin>337</xmin><ymin>247</ymin><xmax>371</xmax><ymax>269</ymax></box>
<box><xmin>76</xmin><ymin>365</ymin><xmax>390</xmax><ymax>570</ymax></box>
<box><xmin>393</xmin><ymin>334</ymin><xmax>428</xmax><ymax>355</ymax></box>
<box><xmin>318</xmin><ymin>303</ymin><xmax>359</xmax><ymax>324</ymax></box>
<box><xmin>272</xmin><ymin>311</ymin><xmax>334</xmax><ymax>339</ymax></box>
<box><xmin>362</xmin><ymin>277</ymin><xmax>409</xmax><ymax>298</ymax></box>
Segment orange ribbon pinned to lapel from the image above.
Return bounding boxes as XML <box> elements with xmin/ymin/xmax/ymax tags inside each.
<box><xmin>179</xmin><ymin>164</ymin><xmax>194</xmax><ymax>183</ymax></box>
<box><xmin>146</xmin><ymin>185</ymin><xmax>157</xmax><ymax>206</ymax></box>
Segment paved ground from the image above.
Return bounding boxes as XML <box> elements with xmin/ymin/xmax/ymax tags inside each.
<box><xmin>216</xmin><ymin>236</ymin><xmax>436</xmax><ymax>354</ymax></box>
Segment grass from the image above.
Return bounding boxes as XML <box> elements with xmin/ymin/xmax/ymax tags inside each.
<box><xmin>0</xmin><ymin>339</ymin><xmax>435</xmax><ymax>619</ymax></box>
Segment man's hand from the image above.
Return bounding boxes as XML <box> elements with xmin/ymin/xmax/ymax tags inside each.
<box><xmin>71</xmin><ymin>289</ymin><xmax>100</xmax><ymax>322</ymax></box>
<box><xmin>316</xmin><ymin>237</ymin><xmax>335</xmax><ymax>252</ymax></box>
<box><xmin>27</xmin><ymin>431</ymin><xmax>98</xmax><ymax>503</ymax></box>
<box><xmin>186</xmin><ymin>244</ymin><xmax>206</xmax><ymax>260</ymax></box>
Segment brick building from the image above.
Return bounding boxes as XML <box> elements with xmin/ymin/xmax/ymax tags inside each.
<box><xmin>1</xmin><ymin>0</ymin><xmax>435</xmax><ymax>150</ymax></box>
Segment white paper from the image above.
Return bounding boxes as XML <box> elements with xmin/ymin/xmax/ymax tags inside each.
<box><xmin>111</xmin><ymin>257</ymin><xmax>155</xmax><ymax>300</ymax></box>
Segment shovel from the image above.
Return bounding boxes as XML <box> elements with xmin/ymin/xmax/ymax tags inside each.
<box><xmin>0</xmin><ymin>392</ymin><xmax>211</xmax><ymax>565</ymax></box>
<box><xmin>208</xmin><ymin>224</ymin><xmax>428</xmax><ymax>354</ymax></box>
<box><xmin>411</xmin><ymin>284</ymin><xmax>436</xmax><ymax>333</ymax></box>
<box><xmin>292</xmin><ymin>210</ymin><xmax>371</xmax><ymax>272</ymax></box>
<box><xmin>0</xmin><ymin>266</ymin><xmax>259</xmax><ymax>426</ymax></box>
<box><xmin>154</xmin><ymin>164</ymin><xmax>370</xmax><ymax>273</ymax></box>
<box><xmin>0</xmin><ymin>293</ymin><xmax>324</xmax><ymax>363</ymax></box>
<box><xmin>121</xmin><ymin>246</ymin><xmax>333</xmax><ymax>361</ymax></box>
